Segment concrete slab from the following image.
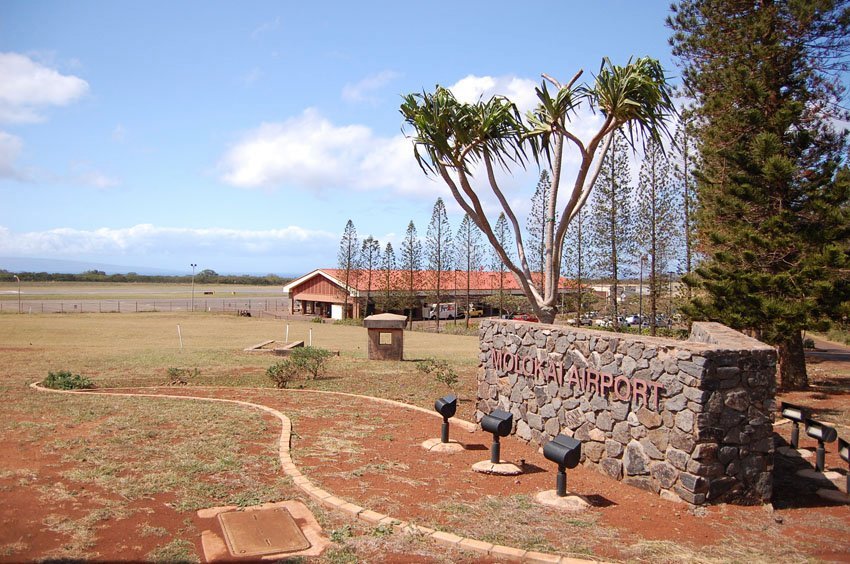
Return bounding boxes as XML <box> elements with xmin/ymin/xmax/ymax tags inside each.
<box><xmin>421</xmin><ymin>438</ymin><xmax>465</xmax><ymax>453</ymax></box>
<box><xmin>471</xmin><ymin>460</ymin><xmax>523</xmax><ymax>475</ymax></box>
<box><xmin>534</xmin><ymin>490</ymin><xmax>591</xmax><ymax>512</ymax></box>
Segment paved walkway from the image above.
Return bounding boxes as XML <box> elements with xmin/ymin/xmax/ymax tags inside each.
<box><xmin>31</xmin><ymin>383</ymin><xmax>594</xmax><ymax>563</ymax></box>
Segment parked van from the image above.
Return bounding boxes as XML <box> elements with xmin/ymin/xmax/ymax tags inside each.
<box><xmin>428</xmin><ymin>303</ymin><xmax>461</xmax><ymax>320</ymax></box>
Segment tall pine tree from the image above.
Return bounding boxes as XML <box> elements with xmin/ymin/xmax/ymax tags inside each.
<box><xmin>426</xmin><ymin>198</ymin><xmax>453</xmax><ymax>333</ymax></box>
<box><xmin>400</xmin><ymin>220</ymin><xmax>422</xmax><ymax>328</ymax></box>
<box><xmin>337</xmin><ymin>220</ymin><xmax>359</xmax><ymax>319</ymax></box>
<box><xmin>563</xmin><ymin>204</ymin><xmax>591</xmax><ymax>321</ymax></box>
<box><xmin>590</xmin><ymin>132</ymin><xmax>634</xmax><ymax>330</ymax></box>
<box><xmin>670</xmin><ymin>0</ymin><xmax>850</xmax><ymax>389</ymax></box>
<box><xmin>490</xmin><ymin>212</ymin><xmax>514</xmax><ymax>318</ymax></box>
<box><xmin>360</xmin><ymin>236</ymin><xmax>381</xmax><ymax>317</ymax></box>
<box><xmin>377</xmin><ymin>242</ymin><xmax>397</xmax><ymax>313</ymax></box>
<box><xmin>635</xmin><ymin>138</ymin><xmax>676</xmax><ymax>335</ymax></box>
<box><xmin>527</xmin><ymin>170</ymin><xmax>554</xmax><ymax>289</ymax></box>
<box><xmin>456</xmin><ymin>213</ymin><xmax>483</xmax><ymax>328</ymax></box>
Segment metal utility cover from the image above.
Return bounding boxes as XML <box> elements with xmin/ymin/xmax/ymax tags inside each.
<box><xmin>218</xmin><ymin>507</ymin><xmax>311</xmax><ymax>557</ymax></box>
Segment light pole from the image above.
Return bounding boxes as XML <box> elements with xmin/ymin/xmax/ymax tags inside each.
<box><xmin>190</xmin><ymin>263</ymin><xmax>197</xmax><ymax>312</ymax></box>
<box><xmin>13</xmin><ymin>275</ymin><xmax>20</xmax><ymax>314</ymax></box>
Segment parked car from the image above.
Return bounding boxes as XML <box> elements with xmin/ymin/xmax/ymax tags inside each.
<box><xmin>512</xmin><ymin>313</ymin><xmax>539</xmax><ymax>322</ymax></box>
<box><xmin>467</xmin><ymin>304</ymin><xmax>484</xmax><ymax>318</ymax></box>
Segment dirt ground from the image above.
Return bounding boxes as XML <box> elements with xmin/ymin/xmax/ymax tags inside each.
<box><xmin>1</xmin><ymin>339</ymin><xmax>849</xmax><ymax>562</ymax></box>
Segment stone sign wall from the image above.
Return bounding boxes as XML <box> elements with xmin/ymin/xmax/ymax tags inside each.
<box><xmin>477</xmin><ymin>320</ymin><xmax>776</xmax><ymax>505</ymax></box>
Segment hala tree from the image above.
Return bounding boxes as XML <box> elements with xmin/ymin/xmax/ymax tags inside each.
<box><xmin>669</xmin><ymin>0</ymin><xmax>850</xmax><ymax>389</ymax></box>
<box><xmin>425</xmin><ymin>198</ymin><xmax>453</xmax><ymax>333</ymax></box>
<box><xmin>360</xmin><ymin>236</ymin><xmax>381</xmax><ymax>316</ymax></box>
<box><xmin>589</xmin><ymin>131</ymin><xmax>634</xmax><ymax>330</ymax></box>
<box><xmin>634</xmin><ymin>138</ymin><xmax>676</xmax><ymax>336</ymax></box>
<box><xmin>401</xmin><ymin>57</ymin><xmax>675</xmax><ymax>323</ymax></box>
<box><xmin>337</xmin><ymin>219</ymin><xmax>359</xmax><ymax>319</ymax></box>
<box><xmin>455</xmin><ymin>213</ymin><xmax>484</xmax><ymax>328</ymax></box>
<box><xmin>400</xmin><ymin>220</ymin><xmax>422</xmax><ymax>328</ymax></box>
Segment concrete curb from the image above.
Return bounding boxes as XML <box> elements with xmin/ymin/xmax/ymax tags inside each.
<box><xmin>30</xmin><ymin>383</ymin><xmax>596</xmax><ymax>563</ymax></box>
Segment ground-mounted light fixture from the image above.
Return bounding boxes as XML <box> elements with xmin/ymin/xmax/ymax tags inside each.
<box><xmin>481</xmin><ymin>409</ymin><xmax>513</xmax><ymax>464</ymax></box>
<box><xmin>805</xmin><ymin>418</ymin><xmax>838</xmax><ymax>472</ymax></box>
<box><xmin>839</xmin><ymin>438</ymin><xmax>849</xmax><ymax>495</ymax></box>
<box><xmin>543</xmin><ymin>435</ymin><xmax>582</xmax><ymax>497</ymax></box>
<box><xmin>472</xmin><ymin>409</ymin><xmax>521</xmax><ymax>475</ymax></box>
<box><xmin>434</xmin><ymin>394</ymin><xmax>457</xmax><ymax>444</ymax></box>
<box><xmin>535</xmin><ymin>434</ymin><xmax>590</xmax><ymax>511</ymax></box>
<box><xmin>780</xmin><ymin>402</ymin><xmax>807</xmax><ymax>449</ymax></box>
<box><xmin>421</xmin><ymin>394</ymin><xmax>464</xmax><ymax>453</ymax></box>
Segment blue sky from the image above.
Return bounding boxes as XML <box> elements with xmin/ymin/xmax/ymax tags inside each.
<box><xmin>1</xmin><ymin>1</ymin><xmax>677</xmax><ymax>276</ymax></box>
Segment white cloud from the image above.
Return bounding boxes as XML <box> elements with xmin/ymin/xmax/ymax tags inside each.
<box><xmin>448</xmin><ymin>75</ymin><xmax>539</xmax><ymax>114</ymax></box>
<box><xmin>0</xmin><ymin>52</ymin><xmax>89</xmax><ymax>123</ymax></box>
<box><xmin>0</xmin><ymin>131</ymin><xmax>24</xmax><ymax>179</ymax></box>
<box><xmin>112</xmin><ymin>124</ymin><xmax>126</xmax><ymax>143</ymax></box>
<box><xmin>0</xmin><ymin>224</ymin><xmax>336</xmax><ymax>258</ymax></box>
<box><xmin>218</xmin><ymin>108</ymin><xmax>440</xmax><ymax>197</ymax></box>
<box><xmin>342</xmin><ymin>70</ymin><xmax>400</xmax><ymax>104</ymax></box>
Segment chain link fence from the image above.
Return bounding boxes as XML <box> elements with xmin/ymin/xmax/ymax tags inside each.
<box><xmin>0</xmin><ymin>297</ymin><xmax>291</xmax><ymax>316</ymax></box>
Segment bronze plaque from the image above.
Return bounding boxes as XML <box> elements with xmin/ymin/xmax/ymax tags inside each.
<box><xmin>218</xmin><ymin>507</ymin><xmax>311</xmax><ymax>556</ymax></box>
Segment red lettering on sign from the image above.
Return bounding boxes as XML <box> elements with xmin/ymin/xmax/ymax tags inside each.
<box><xmin>614</xmin><ymin>375</ymin><xmax>631</xmax><ymax>402</ymax></box>
<box><xmin>566</xmin><ymin>365</ymin><xmax>582</xmax><ymax>392</ymax></box>
<box><xmin>586</xmin><ymin>369</ymin><xmax>600</xmax><ymax>395</ymax></box>
<box><xmin>647</xmin><ymin>380</ymin><xmax>664</xmax><ymax>410</ymax></box>
<box><xmin>632</xmin><ymin>378</ymin><xmax>648</xmax><ymax>408</ymax></box>
<box><xmin>600</xmin><ymin>372</ymin><xmax>614</xmax><ymax>398</ymax></box>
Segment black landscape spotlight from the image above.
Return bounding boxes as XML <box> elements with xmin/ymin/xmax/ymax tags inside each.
<box><xmin>434</xmin><ymin>394</ymin><xmax>457</xmax><ymax>444</ymax></box>
<box><xmin>480</xmin><ymin>409</ymin><xmax>513</xmax><ymax>464</ymax></box>
<box><xmin>805</xmin><ymin>418</ymin><xmax>838</xmax><ymax>472</ymax></box>
<box><xmin>543</xmin><ymin>435</ymin><xmax>582</xmax><ymax>497</ymax></box>
<box><xmin>781</xmin><ymin>402</ymin><xmax>807</xmax><ymax>449</ymax></box>
<box><xmin>839</xmin><ymin>438</ymin><xmax>849</xmax><ymax>495</ymax></box>
<box><xmin>838</xmin><ymin>439</ymin><xmax>850</xmax><ymax>495</ymax></box>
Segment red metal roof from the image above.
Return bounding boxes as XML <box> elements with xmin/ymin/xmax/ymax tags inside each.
<box><xmin>314</xmin><ymin>268</ymin><xmax>577</xmax><ymax>293</ymax></box>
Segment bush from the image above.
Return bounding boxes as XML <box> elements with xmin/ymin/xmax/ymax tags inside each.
<box><xmin>290</xmin><ymin>346</ymin><xmax>333</xmax><ymax>379</ymax></box>
<box><xmin>311</xmin><ymin>316</ymin><xmax>325</xmax><ymax>323</ymax></box>
<box><xmin>803</xmin><ymin>337</ymin><xmax>815</xmax><ymax>349</ymax></box>
<box><xmin>415</xmin><ymin>357</ymin><xmax>458</xmax><ymax>390</ymax></box>
<box><xmin>333</xmin><ymin>318</ymin><xmax>363</xmax><ymax>327</ymax></box>
<box><xmin>166</xmin><ymin>367</ymin><xmax>200</xmax><ymax>385</ymax></box>
<box><xmin>42</xmin><ymin>370</ymin><xmax>93</xmax><ymax>390</ymax></box>
<box><xmin>266</xmin><ymin>360</ymin><xmax>298</xmax><ymax>388</ymax></box>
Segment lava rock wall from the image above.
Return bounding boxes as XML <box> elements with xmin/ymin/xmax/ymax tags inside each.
<box><xmin>477</xmin><ymin>320</ymin><xmax>776</xmax><ymax>505</ymax></box>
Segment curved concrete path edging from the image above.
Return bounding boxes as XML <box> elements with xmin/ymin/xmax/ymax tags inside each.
<box><xmin>30</xmin><ymin>383</ymin><xmax>595</xmax><ymax>564</ymax></box>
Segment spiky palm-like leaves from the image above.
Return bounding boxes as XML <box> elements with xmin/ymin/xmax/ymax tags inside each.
<box><xmin>401</xmin><ymin>58</ymin><xmax>675</xmax><ymax>323</ymax></box>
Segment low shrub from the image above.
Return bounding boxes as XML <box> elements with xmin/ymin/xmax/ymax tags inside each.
<box><xmin>166</xmin><ymin>367</ymin><xmax>200</xmax><ymax>385</ymax></box>
<box><xmin>332</xmin><ymin>318</ymin><xmax>363</xmax><ymax>327</ymax></box>
<box><xmin>416</xmin><ymin>357</ymin><xmax>458</xmax><ymax>390</ymax></box>
<box><xmin>266</xmin><ymin>360</ymin><xmax>298</xmax><ymax>388</ymax></box>
<box><xmin>803</xmin><ymin>337</ymin><xmax>816</xmax><ymax>349</ymax></box>
<box><xmin>290</xmin><ymin>346</ymin><xmax>333</xmax><ymax>379</ymax></box>
<box><xmin>42</xmin><ymin>370</ymin><xmax>93</xmax><ymax>390</ymax></box>
<box><xmin>311</xmin><ymin>316</ymin><xmax>325</xmax><ymax>324</ymax></box>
